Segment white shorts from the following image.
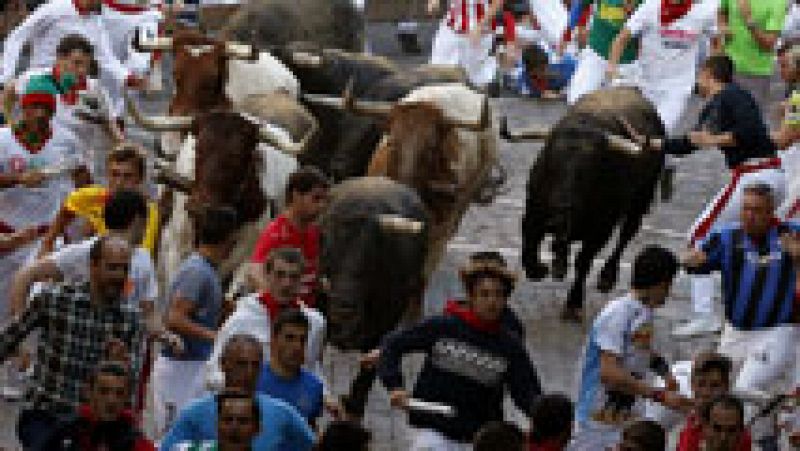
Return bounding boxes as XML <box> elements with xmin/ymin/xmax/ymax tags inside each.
<box><xmin>430</xmin><ymin>22</ymin><xmax>497</xmax><ymax>88</ymax></box>
<box><xmin>150</xmin><ymin>356</ymin><xmax>209</xmax><ymax>438</ymax></box>
<box><xmin>640</xmin><ymin>85</ymin><xmax>693</xmax><ymax>135</ymax></box>
<box><xmin>566</xmin><ymin>47</ymin><xmax>639</xmax><ymax>105</ymax></box>
<box><xmin>410</xmin><ymin>428</ymin><xmax>472</xmax><ymax>451</ymax></box>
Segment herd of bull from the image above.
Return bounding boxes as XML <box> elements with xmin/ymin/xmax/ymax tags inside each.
<box><xmin>120</xmin><ymin>0</ymin><xmax>672</xmax><ymax>413</ymax></box>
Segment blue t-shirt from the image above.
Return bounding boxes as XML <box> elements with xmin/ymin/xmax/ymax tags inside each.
<box><xmin>158</xmin><ymin>393</ymin><xmax>315</xmax><ymax>451</ymax></box>
<box><xmin>162</xmin><ymin>253</ymin><xmax>222</xmax><ymax>361</ymax></box>
<box><xmin>256</xmin><ymin>364</ymin><xmax>324</xmax><ymax>423</ymax></box>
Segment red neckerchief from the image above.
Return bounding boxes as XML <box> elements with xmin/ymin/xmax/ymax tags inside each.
<box><xmin>53</xmin><ymin>66</ymin><xmax>87</xmax><ymax>105</ymax></box>
<box><xmin>102</xmin><ymin>0</ymin><xmax>148</xmax><ymax>13</ymax></box>
<box><xmin>444</xmin><ymin>299</ymin><xmax>500</xmax><ymax>333</ymax></box>
<box><xmin>13</xmin><ymin>123</ymin><xmax>52</xmax><ymax>153</ymax></box>
<box><xmin>529</xmin><ymin>438</ymin><xmax>564</xmax><ymax>451</ymax></box>
<box><xmin>258</xmin><ymin>291</ymin><xmax>301</xmax><ymax>321</ymax></box>
<box><xmin>661</xmin><ymin>0</ymin><xmax>693</xmax><ymax>25</ymax></box>
<box><xmin>72</xmin><ymin>0</ymin><xmax>92</xmax><ymax>15</ymax></box>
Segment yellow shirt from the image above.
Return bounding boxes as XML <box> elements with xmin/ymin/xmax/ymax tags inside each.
<box><xmin>64</xmin><ymin>185</ymin><xmax>159</xmax><ymax>254</ymax></box>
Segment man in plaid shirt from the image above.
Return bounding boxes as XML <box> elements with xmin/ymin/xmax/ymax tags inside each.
<box><xmin>0</xmin><ymin>235</ymin><xmax>143</xmax><ymax>449</ymax></box>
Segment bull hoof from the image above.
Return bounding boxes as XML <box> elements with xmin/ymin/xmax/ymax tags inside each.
<box><xmin>560</xmin><ymin>306</ymin><xmax>583</xmax><ymax>323</ymax></box>
<box><xmin>525</xmin><ymin>262</ymin><xmax>549</xmax><ymax>281</ymax></box>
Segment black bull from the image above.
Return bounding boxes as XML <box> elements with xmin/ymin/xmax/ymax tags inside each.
<box><xmin>318</xmin><ymin>176</ymin><xmax>428</xmax><ymax>416</ymax></box>
<box><xmin>509</xmin><ymin>87</ymin><xmax>666</xmax><ymax>317</ymax></box>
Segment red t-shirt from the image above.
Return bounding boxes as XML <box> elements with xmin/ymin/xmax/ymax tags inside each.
<box><xmin>677</xmin><ymin>414</ymin><xmax>752</xmax><ymax>451</ymax></box>
<box><xmin>251</xmin><ymin>214</ymin><xmax>320</xmax><ymax>307</ymax></box>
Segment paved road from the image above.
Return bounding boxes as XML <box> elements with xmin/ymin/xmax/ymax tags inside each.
<box><xmin>0</xmin><ymin>21</ymin><xmax>754</xmax><ymax>450</ymax></box>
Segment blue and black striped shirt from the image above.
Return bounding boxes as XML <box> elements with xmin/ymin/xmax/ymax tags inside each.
<box><xmin>695</xmin><ymin>222</ymin><xmax>800</xmax><ymax>330</ymax></box>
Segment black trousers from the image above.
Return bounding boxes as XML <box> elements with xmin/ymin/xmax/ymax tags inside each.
<box><xmin>17</xmin><ymin>408</ymin><xmax>60</xmax><ymax>450</ymax></box>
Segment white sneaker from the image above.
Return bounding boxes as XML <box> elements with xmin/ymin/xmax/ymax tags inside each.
<box><xmin>672</xmin><ymin>315</ymin><xmax>722</xmax><ymax>337</ymax></box>
<box><xmin>0</xmin><ymin>385</ymin><xmax>23</xmax><ymax>401</ymax></box>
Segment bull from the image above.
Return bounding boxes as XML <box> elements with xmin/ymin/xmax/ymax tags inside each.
<box><xmin>318</xmin><ymin>176</ymin><xmax>428</xmax><ymax>417</ymax></box>
<box><xmin>502</xmin><ymin>87</ymin><xmax>666</xmax><ymax>321</ymax></box>
<box><xmin>306</xmin><ymin>82</ymin><xmax>496</xmax><ymax>275</ymax></box>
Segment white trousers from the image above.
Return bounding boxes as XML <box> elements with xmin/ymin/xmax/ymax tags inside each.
<box><xmin>410</xmin><ymin>429</ymin><xmax>472</xmax><ymax>451</ymax></box>
<box><xmin>641</xmin><ymin>85</ymin><xmax>693</xmax><ymax>135</ymax></box>
<box><xmin>566</xmin><ymin>47</ymin><xmax>638</xmax><ymax>105</ymax></box>
<box><xmin>779</xmin><ymin>146</ymin><xmax>800</xmax><ymax>220</ymax></box>
<box><xmin>689</xmin><ymin>167</ymin><xmax>786</xmax><ymax>314</ymax></box>
<box><xmin>430</xmin><ymin>22</ymin><xmax>497</xmax><ymax>88</ymax></box>
<box><xmin>150</xmin><ymin>356</ymin><xmax>209</xmax><ymax>439</ymax></box>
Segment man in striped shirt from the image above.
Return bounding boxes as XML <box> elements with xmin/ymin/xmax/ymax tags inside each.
<box><xmin>684</xmin><ymin>181</ymin><xmax>800</xmax><ymax>450</ymax></box>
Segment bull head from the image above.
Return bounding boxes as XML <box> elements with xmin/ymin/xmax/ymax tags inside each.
<box><xmin>133</xmin><ymin>28</ymin><xmax>259</xmax><ymax>60</ymax></box>
<box><xmin>124</xmin><ymin>91</ymin><xmax>314</xmax><ymax>156</ymax></box>
<box><xmin>303</xmin><ymin>79</ymin><xmax>491</xmax><ymax>131</ymax></box>
<box><xmin>500</xmin><ymin>115</ymin><xmax>658</xmax><ymax>156</ymax></box>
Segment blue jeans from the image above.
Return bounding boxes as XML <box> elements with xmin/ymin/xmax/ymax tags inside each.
<box><xmin>17</xmin><ymin>409</ymin><xmax>59</xmax><ymax>450</ymax></box>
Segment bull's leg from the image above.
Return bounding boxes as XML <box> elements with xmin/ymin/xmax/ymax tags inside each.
<box><xmin>563</xmin><ymin>239</ymin><xmax>604</xmax><ymax>322</ymax></box>
<box><xmin>521</xmin><ymin>212</ymin><xmax>548</xmax><ymax>280</ymax></box>
<box><xmin>551</xmin><ymin>237</ymin><xmax>570</xmax><ymax>281</ymax></box>
<box><xmin>341</xmin><ymin>366</ymin><xmax>378</xmax><ymax>420</ymax></box>
<box><xmin>598</xmin><ymin>213</ymin><xmax>644</xmax><ymax>293</ymax></box>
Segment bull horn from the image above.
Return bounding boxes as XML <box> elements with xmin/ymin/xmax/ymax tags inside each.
<box><xmin>257</xmin><ymin>119</ymin><xmax>318</xmax><ymax>155</ymax></box>
<box><xmin>377</xmin><ymin>214</ymin><xmax>424</xmax><ymax>234</ymax></box>
<box><xmin>605</xmin><ymin>133</ymin><xmax>643</xmax><ymax>155</ymax></box>
<box><xmin>499</xmin><ymin>116</ymin><xmax>551</xmax><ymax>141</ymax></box>
<box><xmin>446</xmin><ymin>95</ymin><xmax>490</xmax><ymax>131</ymax></box>
<box><xmin>224</xmin><ymin>42</ymin><xmax>258</xmax><ymax>60</ymax></box>
<box><xmin>133</xmin><ymin>27</ymin><xmax>173</xmax><ymax>52</ymax></box>
<box><xmin>289</xmin><ymin>51</ymin><xmax>323</xmax><ymax>67</ymax></box>
<box><xmin>124</xmin><ymin>91</ymin><xmax>193</xmax><ymax>132</ymax></box>
<box><xmin>153</xmin><ymin>167</ymin><xmax>193</xmax><ymax>193</ymax></box>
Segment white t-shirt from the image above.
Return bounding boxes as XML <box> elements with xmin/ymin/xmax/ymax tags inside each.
<box><xmin>626</xmin><ymin>0</ymin><xmax>718</xmax><ymax>89</ymax></box>
<box><xmin>49</xmin><ymin>236</ymin><xmax>158</xmax><ymax>306</ymax></box>
<box><xmin>783</xmin><ymin>3</ymin><xmax>800</xmax><ymax>39</ymax></box>
<box><xmin>576</xmin><ymin>294</ymin><xmax>655</xmax><ymax>426</ymax></box>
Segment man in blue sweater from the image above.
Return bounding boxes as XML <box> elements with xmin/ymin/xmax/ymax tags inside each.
<box><xmin>377</xmin><ymin>257</ymin><xmax>541</xmax><ymax>450</ymax></box>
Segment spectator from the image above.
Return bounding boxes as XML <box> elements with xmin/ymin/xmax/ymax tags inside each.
<box><xmin>676</xmin><ymin>357</ymin><xmax>752</xmax><ymax>450</ymax></box>
<box><xmin>248</xmin><ymin>166</ymin><xmax>330</xmax><ymax>307</ymax></box>
<box><xmin>683</xmin><ymin>182</ymin><xmax>800</xmax><ymax>449</ymax></box>
<box><xmin>688</xmin><ymin>396</ymin><xmax>749</xmax><ymax>451</ymax></box>
<box><xmin>171</xmin><ymin>391</ymin><xmax>262</xmax><ymax>451</ymax></box>
<box><xmin>2</xmin><ymin>34</ymin><xmax>123</xmax><ymax>177</ymax></box>
<box><xmin>615</xmin><ymin>420</ymin><xmax>666</xmax><ymax>451</ymax></box>
<box><xmin>0</xmin><ymin>73</ymin><xmax>80</xmax><ymax>316</ymax></box>
<box><xmin>40</xmin><ymin>360</ymin><xmax>155</xmax><ymax>451</ymax></box>
<box><xmin>571</xmin><ymin>246</ymin><xmax>689</xmax><ymax>450</ymax></box>
<box><xmin>208</xmin><ymin>247</ymin><xmax>325</xmax><ymax>388</ymax></box>
<box><xmin>318</xmin><ymin>421</ymin><xmax>371</xmax><ymax>451</ymax></box>
<box><xmin>160</xmin><ymin>334</ymin><xmax>315</xmax><ymax>451</ymax></box>
<box><xmin>10</xmin><ymin>189</ymin><xmax>154</xmax><ymax>316</ymax></box>
<box><xmin>255</xmin><ymin>310</ymin><xmax>324</xmax><ymax>426</ymax></box>
<box><xmin>0</xmin><ymin>236</ymin><xmax>142</xmax><ymax>449</ymax></box>
<box><xmin>378</xmin><ymin>256</ymin><xmax>541</xmax><ymax>449</ymax></box>
<box><xmin>152</xmin><ymin>206</ymin><xmax>237</xmax><ymax>437</ymax></box>
<box><xmin>529</xmin><ymin>393</ymin><xmax>573</xmax><ymax>451</ymax></box>
<box><xmin>40</xmin><ymin>143</ymin><xmax>158</xmax><ymax>256</ymax></box>
<box><xmin>717</xmin><ymin>0</ymin><xmax>787</xmax><ymax>114</ymax></box>
<box><xmin>473</xmin><ymin>421</ymin><xmax>525</xmax><ymax>451</ymax></box>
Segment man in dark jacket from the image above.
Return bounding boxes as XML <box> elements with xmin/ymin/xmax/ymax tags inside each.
<box><xmin>40</xmin><ymin>360</ymin><xmax>154</xmax><ymax>451</ymax></box>
<box><xmin>377</xmin><ymin>257</ymin><xmax>541</xmax><ymax>449</ymax></box>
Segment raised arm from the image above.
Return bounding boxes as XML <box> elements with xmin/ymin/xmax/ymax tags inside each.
<box><xmin>0</xmin><ymin>291</ymin><xmax>44</xmax><ymax>361</ymax></box>
<box><xmin>1</xmin><ymin>3</ymin><xmax>54</xmax><ymax>84</ymax></box>
<box><xmin>9</xmin><ymin>257</ymin><xmax>63</xmax><ymax>317</ymax></box>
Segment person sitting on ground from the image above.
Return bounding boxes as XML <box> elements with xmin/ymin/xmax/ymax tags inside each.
<box><xmin>615</xmin><ymin>420</ymin><xmax>666</xmax><ymax>450</ymax></box>
<box><xmin>255</xmin><ymin>309</ymin><xmax>324</xmax><ymax>427</ymax></box>
<box><xmin>317</xmin><ymin>421</ymin><xmax>371</xmax><ymax>451</ymax></box>
<box><xmin>377</xmin><ymin>256</ymin><xmax>541</xmax><ymax>449</ymax></box>
<box><xmin>529</xmin><ymin>393</ymin><xmax>573</xmax><ymax>451</ymax></box>
<box><xmin>473</xmin><ymin>421</ymin><xmax>525</xmax><ymax>451</ymax></box>
<box><xmin>160</xmin><ymin>334</ymin><xmax>314</xmax><ymax>451</ymax></box>
<box><xmin>171</xmin><ymin>391</ymin><xmax>263</xmax><ymax>451</ymax></box>
<box><xmin>0</xmin><ymin>236</ymin><xmax>142</xmax><ymax>450</ymax></box>
<box><xmin>41</xmin><ymin>360</ymin><xmax>155</xmax><ymax>450</ymax></box>
<box><xmin>571</xmin><ymin>245</ymin><xmax>690</xmax><ymax>450</ymax></box>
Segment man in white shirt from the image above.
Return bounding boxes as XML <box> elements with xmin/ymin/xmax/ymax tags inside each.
<box><xmin>607</xmin><ymin>0</ymin><xmax>718</xmax><ymax>134</ymax></box>
<box><xmin>1</xmin><ymin>0</ymin><xmax>145</xmax><ymax>113</ymax></box>
<box><xmin>207</xmin><ymin>247</ymin><xmax>325</xmax><ymax>387</ymax></box>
